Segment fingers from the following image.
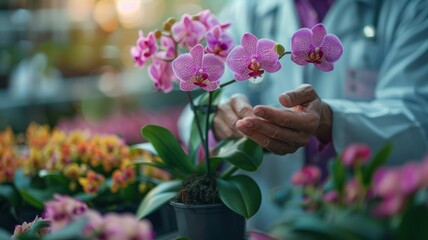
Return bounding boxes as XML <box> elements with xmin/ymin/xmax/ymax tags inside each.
<box><xmin>235</xmin><ymin>119</ymin><xmax>299</xmax><ymax>155</ymax></box>
<box><xmin>253</xmin><ymin>105</ymin><xmax>320</xmax><ymax>133</ymax></box>
<box><xmin>236</xmin><ymin>117</ymin><xmax>310</xmax><ymax>145</ymax></box>
<box><xmin>213</xmin><ymin>104</ymin><xmax>244</xmax><ymax>140</ymax></box>
<box><xmin>279</xmin><ymin>84</ymin><xmax>318</xmax><ymax>108</ymax></box>
<box><xmin>212</xmin><ymin>94</ymin><xmax>253</xmax><ymax>140</ymax></box>
<box><xmin>230</xmin><ymin>93</ymin><xmax>255</xmax><ymax>118</ymax></box>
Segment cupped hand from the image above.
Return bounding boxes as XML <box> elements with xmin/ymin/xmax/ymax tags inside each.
<box><xmin>212</xmin><ymin>93</ymin><xmax>256</xmax><ymax>140</ymax></box>
<box><xmin>235</xmin><ymin>84</ymin><xmax>332</xmax><ymax>155</ymax></box>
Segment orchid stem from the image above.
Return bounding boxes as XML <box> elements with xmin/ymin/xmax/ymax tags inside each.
<box><xmin>278</xmin><ymin>51</ymin><xmax>291</xmax><ymax>60</ymax></box>
<box><xmin>186</xmin><ymin>92</ymin><xmax>205</xmax><ymax>162</ymax></box>
<box><xmin>205</xmin><ymin>91</ymin><xmax>213</xmax><ymax>177</ymax></box>
<box><xmin>220</xmin><ymin>79</ymin><xmax>235</xmax><ymax>89</ymax></box>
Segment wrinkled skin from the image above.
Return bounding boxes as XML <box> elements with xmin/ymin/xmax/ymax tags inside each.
<box><xmin>213</xmin><ymin>84</ymin><xmax>332</xmax><ymax>155</ymax></box>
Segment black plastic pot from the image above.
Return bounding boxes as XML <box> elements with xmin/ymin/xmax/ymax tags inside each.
<box><xmin>170</xmin><ymin>201</ymin><xmax>246</xmax><ymax>240</ymax></box>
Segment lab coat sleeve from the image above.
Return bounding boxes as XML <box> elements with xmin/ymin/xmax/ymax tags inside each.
<box><xmin>326</xmin><ymin>0</ymin><xmax>428</xmax><ymax>165</ymax></box>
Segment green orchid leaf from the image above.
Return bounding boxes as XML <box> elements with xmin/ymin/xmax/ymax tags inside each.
<box><xmin>397</xmin><ymin>203</ymin><xmax>428</xmax><ymax>240</ymax></box>
<box><xmin>136</xmin><ymin>180</ymin><xmax>182</xmax><ymax>219</ymax></box>
<box><xmin>0</xmin><ymin>183</ymin><xmax>19</xmax><ymax>204</ymax></box>
<box><xmin>291</xmin><ymin>214</ymin><xmax>360</xmax><ymax>240</ymax></box>
<box><xmin>131</xmin><ymin>142</ymin><xmax>157</xmax><ymax>154</ymax></box>
<box><xmin>43</xmin><ymin>216</ymin><xmax>87</xmax><ymax>240</ymax></box>
<box><xmin>141</xmin><ymin>125</ymin><xmax>194</xmax><ymax>175</ymax></box>
<box><xmin>214</xmin><ymin>138</ymin><xmax>263</xmax><ymax>172</ymax></box>
<box><xmin>14</xmin><ymin>170</ymin><xmax>53</xmax><ymax>209</ymax></box>
<box><xmin>130</xmin><ymin>160</ymin><xmax>182</xmax><ymax>179</ymax></box>
<box><xmin>38</xmin><ymin>170</ymin><xmax>69</xmax><ymax>192</ymax></box>
<box><xmin>217</xmin><ymin>175</ymin><xmax>261</xmax><ymax>218</ymax></box>
<box><xmin>331</xmin><ymin>156</ymin><xmax>346</xmax><ymax>197</ymax></box>
<box><xmin>361</xmin><ymin>143</ymin><xmax>393</xmax><ymax>187</ymax></box>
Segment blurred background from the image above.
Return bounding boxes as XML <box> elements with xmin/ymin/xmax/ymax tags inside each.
<box><xmin>0</xmin><ymin>0</ymin><xmax>227</xmax><ymax>144</ymax></box>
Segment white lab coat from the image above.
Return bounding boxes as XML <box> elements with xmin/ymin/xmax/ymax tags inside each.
<box><xmin>179</xmin><ymin>0</ymin><xmax>428</xmax><ymax>231</ymax></box>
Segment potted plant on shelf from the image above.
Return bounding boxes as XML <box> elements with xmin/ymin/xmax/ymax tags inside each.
<box><xmin>130</xmin><ymin>9</ymin><xmax>343</xmax><ymax>240</ymax></box>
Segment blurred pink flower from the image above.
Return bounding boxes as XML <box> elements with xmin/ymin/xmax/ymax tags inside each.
<box><xmin>205</xmin><ymin>25</ymin><xmax>233</xmax><ymax>60</ymax></box>
<box><xmin>372</xmin><ymin>195</ymin><xmax>406</xmax><ymax>217</ymax></box>
<box><xmin>372</xmin><ymin>167</ymin><xmax>401</xmax><ymax>197</ymax></box>
<box><xmin>400</xmin><ymin>161</ymin><xmax>422</xmax><ymax>196</ymax></box>
<box><xmin>148</xmin><ymin>59</ymin><xmax>175</xmax><ymax>93</ymax></box>
<box><xmin>172</xmin><ymin>44</ymin><xmax>224</xmax><ymax>91</ymax></box>
<box><xmin>291</xmin><ymin>23</ymin><xmax>343</xmax><ymax>72</ymax></box>
<box><xmin>226</xmin><ymin>32</ymin><xmax>281</xmax><ymax>81</ymax></box>
<box><xmin>172</xmin><ymin>14</ymin><xmax>205</xmax><ymax>49</ymax></box>
<box><xmin>44</xmin><ymin>194</ymin><xmax>88</xmax><ymax>231</ymax></box>
<box><xmin>197</xmin><ymin>9</ymin><xmax>230</xmax><ymax>31</ymax></box>
<box><xmin>323</xmin><ymin>191</ymin><xmax>338</xmax><ymax>203</ymax></box>
<box><xmin>102</xmin><ymin>213</ymin><xmax>154</xmax><ymax>240</ymax></box>
<box><xmin>291</xmin><ymin>165</ymin><xmax>321</xmax><ymax>186</ymax></box>
<box><xmin>341</xmin><ymin>144</ymin><xmax>371</xmax><ymax>167</ymax></box>
<box><xmin>156</xmin><ymin>36</ymin><xmax>176</xmax><ymax>60</ymax></box>
<box><xmin>131</xmin><ymin>31</ymin><xmax>158</xmax><ymax>67</ymax></box>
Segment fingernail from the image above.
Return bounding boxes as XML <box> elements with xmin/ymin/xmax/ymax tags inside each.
<box><xmin>236</xmin><ymin>120</ymin><xmax>248</xmax><ymax>132</ymax></box>
<box><xmin>237</xmin><ymin>124</ymin><xmax>248</xmax><ymax>133</ymax></box>
<box><xmin>282</xmin><ymin>92</ymin><xmax>291</xmax><ymax>105</ymax></box>
<box><xmin>244</xmin><ymin>120</ymin><xmax>253</xmax><ymax>128</ymax></box>
<box><xmin>254</xmin><ymin>109</ymin><xmax>265</xmax><ymax>117</ymax></box>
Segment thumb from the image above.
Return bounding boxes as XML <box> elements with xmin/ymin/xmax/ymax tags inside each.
<box><xmin>279</xmin><ymin>84</ymin><xmax>317</xmax><ymax>108</ymax></box>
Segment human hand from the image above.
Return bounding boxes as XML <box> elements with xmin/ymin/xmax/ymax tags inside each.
<box><xmin>235</xmin><ymin>84</ymin><xmax>332</xmax><ymax>155</ymax></box>
<box><xmin>212</xmin><ymin>93</ymin><xmax>256</xmax><ymax>140</ymax></box>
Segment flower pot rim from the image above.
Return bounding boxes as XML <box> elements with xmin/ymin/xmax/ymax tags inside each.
<box><xmin>169</xmin><ymin>200</ymin><xmax>226</xmax><ymax>209</ymax></box>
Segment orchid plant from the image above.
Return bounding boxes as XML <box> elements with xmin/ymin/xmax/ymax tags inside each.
<box><xmin>8</xmin><ymin>195</ymin><xmax>154</xmax><ymax>240</ymax></box>
<box><xmin>130</xmin><ymin>10</ymin><xmax>343</xmax><ymax>220</ymax></box>
<box><xmin>269</xmin><ymin>144</ymin><xmax>428</xmax><ymax>240</ymax></box>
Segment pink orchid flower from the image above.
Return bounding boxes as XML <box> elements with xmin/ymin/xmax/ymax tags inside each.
<box><xmin>291</xmin><ymin>165</ymin><xmax>321</xmax><ymax>186</ymax></box>
<box><xmin>172</xmin><ymin>44</ymin><xmax>224</xmax><ymax>92</ymax></box>
<box><xmin>399</xmin><ymin>161</ymin><xmax>422</xmax><ymax>196</ymax></box>
<box><xmin>171</xmin><ymin>14</ymin><xmax>206</xmax><ymax>50</ymax></box>
<box><xmin>205</xmin><ymin>25</ymin><xmax>233</xmax><ymax>60</ymax></box>
<box><xmin>226</xmin><ymin>33</ymin><xmax>281</xmax><ymax>81</ymax></box>
<box><xmin>372</xmin><ymin>167</ymin><xmax>401</xmax><ymax>197</ymax></box>
<box><xmin>156</xmin><ymin>36</ymin><xmax>176</xmax><ymax>60</ymax></box>
<box><xmin>344</xmin><ymin>179</ymin><xmax>362</xmax><ymax>205</ymax></box>
<box><xmin>44</xmin><ymin>194</ymin><xmax>88</xmax><ymax>231</ymax></box>
<box><xmin>291</xmin><ymin>23</ymin><xmax>343</xmax><ymax>72</ymax></box>
<box><xmin>148</xmin><ymin>59</ymin><xmax>175</xmax><ymax>93</ymax></box>
<box><xmin>323</xmin><ymin>191</ymin><xmax>338</xmax><ymax>203</ymax></box>
<box><xmin>341</xmin><ymin>144</ymin><xmax>371</xmax><ymax>167</ymax></box>
<box><xmin>372</xmin><ymin>195</ymin><xmax>405</xmax><ymax>217</ymax></box>
<box><xmin>197</xmin><ymin>9</ymin><xmax>231</xmax><ymax>31</ymax></box>
<box><xmin>130</xmin><ymin>31</ymin><xmax>158</xmax><ymax>67</ymax></box>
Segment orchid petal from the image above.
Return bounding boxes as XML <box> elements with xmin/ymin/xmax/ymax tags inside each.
<box><xmin>189</xmin><ymin>44</ymin><xmax>204</xmax><ymax>67</ymax></box>
<box><xmin>202</xmin><ymin>54</ymin><xmax>225</xmax><ymax>82</ymax></box>
<box><xmin>311</xmin><ymin>23</ymin><xmax>327</xmax><ymax>47</ymax></box>
<box><xmin>291</xmin><ymin>28</ymin><xmax>312</xmax><ymax>53</ymax></box>
<box><xmin>172</xmin><ymin>54</ymin><xmax>196</xmax><ymax>82</ymax></box>
<box><xmin>262</xmin><ymin>61</ymin><xmax>281</xmax><ymax>73</ymax></box>
<box><xmin>241</xmin><ymin>33</ymin><xmax>258</xmax><ymax>54</ymax></box>
<box><xmin>226</xmin><ymin>46</ymin><xmax>251</xmax><ymax>76</ymax></box>
<box><xmin>179</xmin><ymin>80</ymin><xmax>196</xmax><ymax>91</ymax></box>
<box><xmin>257</xmin><ymin>39</ymin><xmax>279</xmax><ymax>67</ymax></box>
<box><xmin>315</xmin><ymin>60</ymin><xmax>334</xmax><ymax>72</ymax></box>
<box><xmin>323</xmin><ymin>34</ymin><xmax>344</xmax><ymax>62</ymax></box>
<box><xmin>291</xmin><ymin>52</ymin><xmax>309</xmax><ymax>66</ymax></box>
